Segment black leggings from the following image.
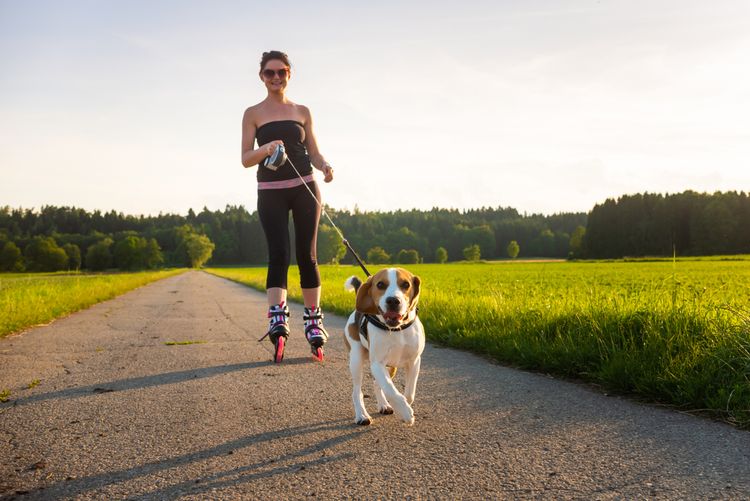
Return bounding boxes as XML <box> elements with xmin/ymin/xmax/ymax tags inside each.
<box><xmin>258</xmin><ymin>182</ymin><xmax>321</xmax><ymax>290</ymax></box>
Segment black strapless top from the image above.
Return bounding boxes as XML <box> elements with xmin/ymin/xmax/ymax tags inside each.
<box><xmin>255</xmin><ymin>120</ymin><xmax>313</xmax><ymax>182</ymax></box>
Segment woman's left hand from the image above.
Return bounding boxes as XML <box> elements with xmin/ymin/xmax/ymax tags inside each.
<box><xmin>323</xmin><ymin>164</ymin><xmax>334</xmax><ymax>183</ymax></box>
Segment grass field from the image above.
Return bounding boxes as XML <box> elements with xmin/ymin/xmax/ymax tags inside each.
<box><xmin>0</xmin><ymin>269</ymin><xmax>185</xmax><ymax>338</ymax></box>
<box><xmin>207</xmin><ymin>260</ymin><xmax>750</xmax><ymax>428</ymax></box>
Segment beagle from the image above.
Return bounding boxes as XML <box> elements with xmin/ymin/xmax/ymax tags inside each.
<box><xmin>343</xmin><ymin>267</ymin><xmax>425</xmax><ymax>426</ymax></box>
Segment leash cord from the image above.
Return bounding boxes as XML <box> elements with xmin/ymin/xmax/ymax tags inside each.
<box><xmin>282</xmin><ymin>156</ymin><xmax>371</xmax><ymax>278</ymax></box>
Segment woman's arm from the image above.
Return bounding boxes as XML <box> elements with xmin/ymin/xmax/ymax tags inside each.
<box><xmin>241</xmin><ymin>107</ymin><xmax>283</xmax><ymax>168</ymax></box>
<box><xmin>301</xmin><ymin>106</ymin><xmax>334</xmax><ymax>183</ymax></box>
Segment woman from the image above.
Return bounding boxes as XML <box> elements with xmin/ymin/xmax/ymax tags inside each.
<box><xmin>241</xmin><ymin>50</ymin><xmax>334</xmax><ymax>362</ymax></box>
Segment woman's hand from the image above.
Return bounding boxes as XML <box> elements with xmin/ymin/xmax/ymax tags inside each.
<box><xmin>261</xmin><ymin>140</ymin><xmax>284</xmax><ymax>156</ymax></box>
<box><xmin>322</xmin><ymin>163</ymin><xmax>334</xmax><ymax>183</ymax></box>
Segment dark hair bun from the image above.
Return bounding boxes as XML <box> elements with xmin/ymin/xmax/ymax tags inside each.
<box><xmin>260</xmin><ymin>50</ymin><xmax>291</xmax><ymax>71</ymax></box>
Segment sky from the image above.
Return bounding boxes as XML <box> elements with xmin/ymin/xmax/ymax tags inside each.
<box><xmin>1</xmin><ymin>0</ymin><xmax>749</xmax><ymax>216</ymax></box>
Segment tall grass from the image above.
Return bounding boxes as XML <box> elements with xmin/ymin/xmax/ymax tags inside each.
<box><xmin>207</xmin><ymin>261</ymin><xmax>750</xmax><ymax>428</ymax></box>
<box><xmin>0</xmin><ymin>269</ymin><xmax>185</xmax><ymax>337</ymax></box>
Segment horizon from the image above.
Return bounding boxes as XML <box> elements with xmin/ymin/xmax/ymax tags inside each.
<box><xmin>2</xmin><ymin>1</ymin><xmax>749</xmax><ymax>216</ymax></box>
<box><xmin>3</xmin><ymin>186</ymin><xmax>748</xmax><ymax>219</ymax></box>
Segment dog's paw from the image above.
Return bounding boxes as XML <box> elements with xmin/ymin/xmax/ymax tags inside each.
<box><xmin>355</xmin><ymin>416</ymin><xmax>372</xmax><ymax>426</ymax></box>
<box><xmin>355</xmin><ymin>410</ymin><xmax>373</xmax><ymax>426</ymax></box>
<box><xmin>395</xmin><ymin>402</ymin><xmax>415</xmax><ymax>425</ymax></box>
<box><xmin>378</xmin><ymin>405</ymin><xmax>394</xmax><ymax>415</ymax></box>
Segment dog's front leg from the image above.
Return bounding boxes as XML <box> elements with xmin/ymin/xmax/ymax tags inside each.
<box><xmin>404</xmin><ymin>356</ymin><xmax>421</xmax><ymax>405</ymax></box>
<box><xmin>350</xmin><ymin>344</ymin><xmax>372</xmax><ymax>426</ymax></box>
<box><xmin>370</xmin><ymin>362</ymin><xmax>414</xmax><ymax>425</ymax></box>
<box><xmin>372</xmin><ymin>379</ymin><xmax>393</xmax><ymax>415</ymax></box>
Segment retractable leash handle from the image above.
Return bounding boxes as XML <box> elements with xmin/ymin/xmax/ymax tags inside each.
<box><xmin>262</xmin><ymin>144</ymin><xmax>287</xmax><ymax>171</ymax></box>
<box><xmin>281</xmin><ymin>154</ymin><xmax>372</xmax><ymax>278</ymax></box>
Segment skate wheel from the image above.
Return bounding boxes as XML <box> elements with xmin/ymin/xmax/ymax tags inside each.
<box><xmin>313</xmin><ymin>347</ymin><xmax>324</xmax><ymax>362</ymax></box>
<box><xmin>274</xmin><ymin>337</ymin><xmax>285</xmax><ymax>364</ymax></box>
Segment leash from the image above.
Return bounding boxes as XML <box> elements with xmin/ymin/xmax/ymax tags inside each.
<box><xmin>278</xmin><ymin>149</ymin><xmax>372</xmax><ymax>278</ymax></box>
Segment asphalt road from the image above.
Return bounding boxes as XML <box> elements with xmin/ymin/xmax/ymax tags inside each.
<box><xmin>1</xmin><ymin>270</ymin><xmax>749</xmax><ymax>500</ymax></box>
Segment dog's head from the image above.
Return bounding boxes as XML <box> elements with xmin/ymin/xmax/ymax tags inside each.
<box><xmin>355</xmin><ymin>267</ymin><xmax>421</xmax><ymax>328</ymax></box>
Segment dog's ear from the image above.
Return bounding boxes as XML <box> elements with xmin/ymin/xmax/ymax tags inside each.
<box><xmin>409</xmin><ymin>275</ymin><xmax>421</xmax><ymax>311</ymax></box>
<box><xmin>355</xmin><ymin>276</ymin><xmax>379</xmax><ymax>314</ymax></box>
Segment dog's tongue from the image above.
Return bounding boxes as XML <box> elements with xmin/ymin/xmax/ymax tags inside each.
<box><xmin>383</xmin><ymin>311</ymin><xmax>402</xmax><ymax>321</ymax></box>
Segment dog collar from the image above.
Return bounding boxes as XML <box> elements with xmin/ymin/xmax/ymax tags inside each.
<box><xmin>359</xmin><ymin>308</ymin><xmax>419</xmax><ymax>341</ymax></box>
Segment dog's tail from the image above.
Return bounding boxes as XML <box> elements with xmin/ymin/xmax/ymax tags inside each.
<box><xmin>344</xmin><ymin>276</ymin><xmax>362</xmax><ymax>293</ymax></box>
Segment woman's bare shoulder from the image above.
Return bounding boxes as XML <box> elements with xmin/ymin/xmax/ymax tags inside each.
<box><xmin>294</xmin><ymin>103</ymin><xmax>312</xmax><ymax>122</ymax></box>
<box><xmin>243</xmin><ymin>103</ymin><xmax>264</xmax><ymax>127</ymax></box>
<box><xmin>244</xmin><ymin>102</ymin><xmax>263</xmax><ymax>115</ymax></box>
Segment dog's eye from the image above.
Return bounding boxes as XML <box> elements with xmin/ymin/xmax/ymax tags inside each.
<box><xmin>400</xmin><ymin>281</ymin><xmax>410</xmax><ymax>289</ymax></box>
<box><xmin>376</xmin><ymin>281</ymin><xmax>386</xmax><ymax>290</ymax></box>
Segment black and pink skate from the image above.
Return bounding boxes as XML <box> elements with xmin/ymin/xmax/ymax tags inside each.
<box><xmin>303</xmin><ymin>306</ymin><xmax>328</xmax><ymax>362</ymax></box>
<box><xmin>258</xmin><ymin>302</ymin><xmax>290</xmax><ymax>363</ymax></box>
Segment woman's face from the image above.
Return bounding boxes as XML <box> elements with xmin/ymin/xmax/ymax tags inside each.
<box><xmin>260</xmin><ymin>59</ymin><xmax>290</xmax><ymax>92</ymax></box>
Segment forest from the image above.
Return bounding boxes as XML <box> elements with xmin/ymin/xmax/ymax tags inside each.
<box><xmin>0</xmin><ymin>190</ymin><xmax>747</xmax><ymax>271</ymax></box>
<box><xmin>585</xmin><ymin>190</ymin><xmax>750</xmax><ymax>258</ymax></box>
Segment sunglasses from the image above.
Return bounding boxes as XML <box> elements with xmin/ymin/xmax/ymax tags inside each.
<box><xmin>262</xmin><ymin>68</ymin><xmax>289</xmax><ymax>79</ymax></box>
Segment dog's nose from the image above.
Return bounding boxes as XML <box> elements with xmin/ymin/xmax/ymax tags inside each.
<box><xmin>385</xmin><ymin>297</ymin><xmax>401</xmax><ymax>309</ymax></box>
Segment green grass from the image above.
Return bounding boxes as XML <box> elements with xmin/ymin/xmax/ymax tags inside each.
<box><xmin>0</xmin><ymin>389</ymin><xmax>10</xmax><ymax>402</ymax></box>
<box><xmin>206</xmin><ymin>260</ymin><xmax>750</xmax><ymax>428</ymax></box>
<box><xmin>164</xmin><ymin>340</ymin><xmax>206</xmax><ymax>346</ymax></box>
<box><xmin>0</xmin><ymin>269</ymin><xmax>186</xmax><ymax>338</ymax></box>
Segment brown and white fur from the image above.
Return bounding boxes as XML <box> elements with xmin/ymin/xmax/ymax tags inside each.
<box><xmin>343</xmin><ymin>267</ymin><xmax>425</xmax><ymax>426</ymax></box>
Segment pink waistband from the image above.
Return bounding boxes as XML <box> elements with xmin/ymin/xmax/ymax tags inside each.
<box><xmin>257</xmin><ymin>174</ymin><xmax>315</xmax><ymax>190</ymax></box>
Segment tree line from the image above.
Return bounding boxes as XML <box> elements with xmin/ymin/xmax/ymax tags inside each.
<box><xmin>1</xmin><ymin>190</ymin><xmax>747</xmax><ymax>272</ymax></box>
<box><xmin>582</xmin><ymin>190</ymin><xmax>750</xmax><ymax>258</ymax></box>
<box><xmin>0</xmin><ymin>206</ymin><xmax>217</xmax><ymax>272</ymax></box>
<box><xmin>0</xmin><ymin>204</ymin><xmax>586</xmax><ymax>271</ymax></box>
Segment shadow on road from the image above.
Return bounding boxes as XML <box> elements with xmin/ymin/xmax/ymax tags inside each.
<box><xmin>24</xmin><ymin>419</ymin><xmax>361</xmax><ymax>499</ymax></box>
<box><xmin>6</xmin><ymin>360</ymin><xmax>312</xmax><ymax>407</ymax></box>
